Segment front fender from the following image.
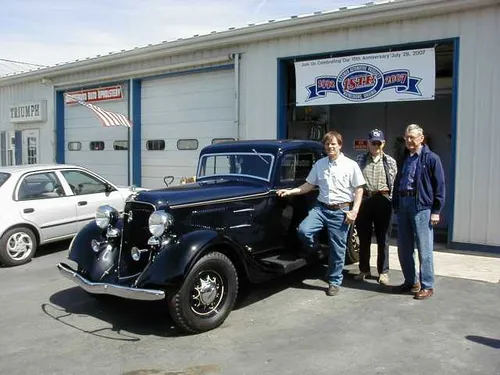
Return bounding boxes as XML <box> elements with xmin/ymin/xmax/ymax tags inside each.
<box><xmin>137</xmin><ymin>229</ymin><xmax>240</xmax><ymax>287</ymax></box>
<box><xmin>67</xmin><ymin>221</ymin><xmax>104</xmax><ymax>270</ymax></box>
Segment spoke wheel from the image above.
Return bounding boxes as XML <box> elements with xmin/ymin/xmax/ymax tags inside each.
<box><xmin>345</xmin><ymin>224</ymin><xmax>360</xmax><ymax>265</ymax></box>
<box><xmin>168</xmin><ymin>252</ymin><xmax>238</xmax><ymax>334</ymax></box>
<box><xmin>0</xmin><ymin>227</ymin><xmax>37</xmax><ymax>267</ymax></box>
<box><xmin>190</xmin><ymin>270</ymin><xmax>225</xmax><ymax>317</ymax></box>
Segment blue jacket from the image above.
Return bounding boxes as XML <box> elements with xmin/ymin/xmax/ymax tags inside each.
<box><xmin>393</xmin><ymin>144</ymin><xmax>445</xmax><ymax>214</ymax></box>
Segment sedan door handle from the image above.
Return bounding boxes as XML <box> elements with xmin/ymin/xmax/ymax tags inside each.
<box><xmin>78</xmin><ymin>201</ymin><xmax>88</xmax><ymax>206</ymax></box>
<box><xmin>23</xmin><ymin>208</ymin><xmax>35</xmax><ymax>213</ymax></box>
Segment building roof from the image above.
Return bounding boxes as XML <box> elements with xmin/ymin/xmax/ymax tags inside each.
<box><xmin>0</xmin><ymin>59</ymin><xmax>47</xmax><ymax>77</ymax></box>
<box><xmin>0</xmin><ymin>0</ymin><xmax>494</xmax><ymax>84</ymax></box>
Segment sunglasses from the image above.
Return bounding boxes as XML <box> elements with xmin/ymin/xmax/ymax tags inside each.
<box><xmin>370</xmin><ymin>141</ymin><xmax>382</xmax><ymax>146</ymax></box>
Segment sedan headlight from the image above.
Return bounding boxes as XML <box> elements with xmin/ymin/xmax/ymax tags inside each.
<box><xmin>148</xmin><ymin>211</ymin><xmax>174</xmax><ymax>237</ymax></box>
<box><xmin>95</xmin><ymin>205</ymin><xmax>119</xmax><ymax>229</ymax></box>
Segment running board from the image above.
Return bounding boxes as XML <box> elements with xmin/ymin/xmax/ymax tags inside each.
<box><xmin>260</xmin><ymin>254</ymin><xmax>308</xmax><ymax>274</ymax></box>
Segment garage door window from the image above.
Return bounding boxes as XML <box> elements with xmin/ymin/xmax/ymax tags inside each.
<box><xmin>177</xmin><ymin>139</ymin><xmax>198</xmax><ymax>150</ymax></box>
<box><xmin>146</xmin><ymin>140</ymin><xmax>165</xmax><ymax>151</ymax></box>
<box><xmin>90</xmin><ymin>141</ymin><xmax>105</xmax><ymax>151</ymax></box>
<box><xmin>113</xmin><ymin>140</ymin><xmax>128</xmax><ymax>150</ymax></box>
<box><xmin>68</xmin><ymin>142</ymin><xmax>81</xmax><ymax>151</ymax></box>
<box><xmin>212</xmin><ymin>138</ymin><xmax>235</xmax><ymax>144</ymax></box>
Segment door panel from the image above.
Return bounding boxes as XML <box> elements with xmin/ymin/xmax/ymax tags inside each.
<box><xmin>60</xmin><ymin>169</ymin><xmax>125</xmax><ymax>229</ymax></box>
<box><xmin>16</xmin><ymin>171</ymin><xmax>78</xmax><ymax>242</ymax></box>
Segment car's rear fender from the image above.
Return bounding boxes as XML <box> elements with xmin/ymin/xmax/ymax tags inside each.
<box><xmin>136</xmin><ymin>229</ymin><xmax>250</xmax><ymax>287</ymax></box>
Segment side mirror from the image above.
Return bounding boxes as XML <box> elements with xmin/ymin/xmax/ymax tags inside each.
<box><xmin>105</xmin><ymin>183</ymin><xmax>114</xmax><ymax>193</ymax></box>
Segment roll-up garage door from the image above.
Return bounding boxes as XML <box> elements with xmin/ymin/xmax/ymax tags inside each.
<box><xmin>64</xmin><ymin>84</ymin><xmax>129</xmax><ymax>186</ymax></box>
<box><xmin>141</xmin><ymin>68</ymin><xmax>236</xmax><ymax>189</ymax></box>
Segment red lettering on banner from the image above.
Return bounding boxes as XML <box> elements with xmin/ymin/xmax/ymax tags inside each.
<box><xmin>65</xmin><ymin>85</ymin><xmax>123</xmax><ymax>105</ymax></box>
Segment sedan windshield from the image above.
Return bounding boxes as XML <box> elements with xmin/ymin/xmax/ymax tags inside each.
<box><xmin>0</xmin><ymin>172</ymin><xmax>10</xmax><ymax>188</ymax></box>
<box><xmin>198</xmin><ymin>153</ymin><xmax>274</xmax><ymax>181</ymax></box>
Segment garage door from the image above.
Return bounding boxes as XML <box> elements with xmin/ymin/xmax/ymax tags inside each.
<box><xmin>141</xmin><ymin>68</ymin><xmax>236</xmax><ymax>189</ymax></box>
<box><xmin>64</xmin><ymin>84</ymin><xmax>129</xmax><ymax>186</ymax></box>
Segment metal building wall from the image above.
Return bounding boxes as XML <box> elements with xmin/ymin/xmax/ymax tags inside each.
<box><xmin>0</xmin><ymin>81</ymin><xmax>55</xmax><ymax>164</ymax></box>
<box><xmin>239</xmin><ymin>4</ymin><xmax>500</xmax><ymax>247</ymax></box>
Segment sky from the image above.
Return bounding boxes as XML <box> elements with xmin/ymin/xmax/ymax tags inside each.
<box><xmin>0</xmin><ymin>0</ymin><xmax>371</xmax><ymax>72</ymax></box>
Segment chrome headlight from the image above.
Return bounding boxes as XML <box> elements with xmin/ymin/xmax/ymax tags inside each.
<box><xmin>148</xmin><ymin>211</ymin><xmax>174</xmax><ymax>237</ymax></box>
<box><xmin>95</xmin><ymin>205</ymin><xmax>119</xmax><ymax>229</ymax></box>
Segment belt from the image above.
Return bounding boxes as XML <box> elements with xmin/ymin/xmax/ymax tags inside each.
<box><xmin>363</xmin><ymin>190</ymin><xmax>390</xmax><ymax>197</ymax></box>
<box><xmin>399</xmin><ymin>190</ymin><xmax>416</xmax><ymax>197</ymax></box>
<box><xmin>317</xmin><ymin>201</ymin><xmax>352</xmax><ymax>210</ymax></box>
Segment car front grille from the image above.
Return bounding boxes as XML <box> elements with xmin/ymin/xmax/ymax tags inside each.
<box><xmin>119</xmin><ymin>201</ymin><xmax>156</xmax><ymax>278</ymax></box>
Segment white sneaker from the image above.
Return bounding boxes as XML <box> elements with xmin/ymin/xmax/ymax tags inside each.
<box><xmin>354</xmin><ymin>272</ymin><xmax>371</xmax><ymax>281</ymax></box>
<box><xmin>378</xmin><ymin>273</ymin><xmax>390</xmax><ymax>285</ymax></box>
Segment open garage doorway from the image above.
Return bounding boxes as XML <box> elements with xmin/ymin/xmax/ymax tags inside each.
<box><xmin>279</xmin><ymin>40</ymin><xmax>456</xmax><ymax>242</ymax></box>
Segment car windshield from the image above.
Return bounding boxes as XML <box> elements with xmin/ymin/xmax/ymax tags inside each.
<box><xmin>198</xmin><ymin>152</ymin><xmax>274</xmax><ymax>181</ymax></box>
<box><xmin>0</xmin><ymin>172</ymin><xmax>10</xmax><ymax>188</ymax></box>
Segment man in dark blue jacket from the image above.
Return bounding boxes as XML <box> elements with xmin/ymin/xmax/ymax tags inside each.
<box><xmin>392</xmin><ymin>124</ymin><xmax>445</xmax><ymax>300</ymax></box>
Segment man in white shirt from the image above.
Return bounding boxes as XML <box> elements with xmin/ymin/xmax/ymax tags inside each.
<box><xmin>277</xmin><ymin>131</ymin><xmax>365</xmax><ymax>296</ymax></box>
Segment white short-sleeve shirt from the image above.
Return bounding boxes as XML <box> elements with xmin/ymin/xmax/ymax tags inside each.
<box><xmin>306</xmin><ymin>153</ymin><xmax>366</xmax><ymax>205</ymax></box>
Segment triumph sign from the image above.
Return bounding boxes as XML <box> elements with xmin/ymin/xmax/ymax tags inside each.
<box><xmin>295</xmin><ymin>48</ymin><xmax>435</xmax><ymax>106</ymax></box>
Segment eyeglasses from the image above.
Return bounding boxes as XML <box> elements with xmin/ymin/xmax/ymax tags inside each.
<box><xmin>370</xmin><ymin>141</ymin><xmax>382</xmax><ymax>146</ymax></box>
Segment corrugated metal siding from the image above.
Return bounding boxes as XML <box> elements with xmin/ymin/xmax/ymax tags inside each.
<box><xmin>240</xmin><ymin>4</ymin><xmax>499</xmax><ymax>246</ymax></box>
<box><xmin>0</xmin><ymin>81</ymin><xmax>55</xmax><ymax>164</ymax></box>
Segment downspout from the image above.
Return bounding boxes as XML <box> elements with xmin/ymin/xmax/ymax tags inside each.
<box><xmin>233</xmin><ymin>53</ymin><xmax>240</xmax><ymax>140</ymax></box>
<box><xmin>128</xmin><ymin>79</ymin><xmax>133</xmax><ymax>185</ymax></box>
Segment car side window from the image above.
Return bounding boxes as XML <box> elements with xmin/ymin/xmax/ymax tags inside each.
<box><xmin>18</xmin><ymin>172</ymin><xmax>66</xmax><ymax>200</ymax></box>
<box><xmin>279</xmin><ymin>152</ymin><xmax>315</xmax><ymax>183</ymax></box>
<box><xmin>61</xmin><ymin>170</ymin><xmax>108</xmax><ymax>195</ymax></box>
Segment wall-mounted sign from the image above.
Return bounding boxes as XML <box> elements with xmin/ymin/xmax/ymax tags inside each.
<box><xmin>65</xmin><ymin>85</ymin><xmax>123</xmax><ymax>104</ymax></box>
<box><xmin>10</xmin><ymin>100</ymin><xmax>47</xmax><ymax>123</ymax></box>
<box><xmin>353</xmin><ymin>139</ymin><xmax>368</xmax><ymax>151</ymax></box>
<box><xmin>295</xmin><ymin>48</ymin><xmax>435</xmax><ymax>106</ymax></box>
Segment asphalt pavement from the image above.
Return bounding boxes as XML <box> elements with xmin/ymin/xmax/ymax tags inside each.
<box><xmin>0</xmin><ymin>241</ymin><xmax>498</xmax><ymax>375</ymax></box>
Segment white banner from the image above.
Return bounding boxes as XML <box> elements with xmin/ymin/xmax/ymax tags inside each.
<box><xmin>294</xmin><ymin>48</ymin><xmax>435</xmax><ymax>106</ymax></box>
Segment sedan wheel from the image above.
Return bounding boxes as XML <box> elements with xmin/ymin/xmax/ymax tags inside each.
<box><xmin>0</xmin><ymin>227</ymin><xmax>37</xmax><ymax>266</ymax></box>
<box><xmin>168</xmin><ymin>252</ymin><xmax>238</xmax><ymax>334</ymax></box>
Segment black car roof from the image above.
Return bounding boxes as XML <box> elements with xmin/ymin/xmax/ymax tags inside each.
<box><xmin>200</xmin><ymin>139</ymin><xmax>324</xmax><ymax>156</ymax></box>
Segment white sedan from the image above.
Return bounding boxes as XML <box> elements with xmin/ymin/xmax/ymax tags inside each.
<box><xmin>0</xmin><ymin>164</ymin><xmax>141</xmax><ymax>267</ymax></box>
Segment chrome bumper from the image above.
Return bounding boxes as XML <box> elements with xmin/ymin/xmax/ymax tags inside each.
<box><xmin>57</xmin><ymin>262</ymin><xmax>165</xmax><ymax>301</ymax></box>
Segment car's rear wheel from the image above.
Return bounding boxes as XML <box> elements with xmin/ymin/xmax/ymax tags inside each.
<box><xmin>0</xmin><ymin>227</ymin><xmax>37</xmax><ymax>267</ymax></box>
<box><xmin>345</xmin><ymin>224</ymin><xmax>360</xmax><ymax>265</ymax></box>
<box><xmin>168</xmin><ymin>252</ymin><xmax>238</xmax><ymax>334</ymax></box>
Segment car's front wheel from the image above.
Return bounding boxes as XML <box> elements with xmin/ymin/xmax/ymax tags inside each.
<box><xmin>168</xmin><ymin>252</ymin><xmax>238</xmax><ymax>334</ymax></box>
<box><xmin>0</xmin><ymin>227</ymin><xmax>37</xmax><ymax>267</ymax></box>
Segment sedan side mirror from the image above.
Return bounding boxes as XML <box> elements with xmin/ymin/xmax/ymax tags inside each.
<box><xmin>105</xmin><ymin>183</ymin><xmax>115</xmax><ymax>193</ymax></box>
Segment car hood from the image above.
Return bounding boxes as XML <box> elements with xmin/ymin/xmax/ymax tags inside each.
<box><xmin>132</xmin><ymin>179</ymin><xmax>270</xmax><ymax>209</ymax></box>
<box><xmin>116</xmin><ymin>185</ymin><xmax>147</xmax><ymax>198</ymax></box>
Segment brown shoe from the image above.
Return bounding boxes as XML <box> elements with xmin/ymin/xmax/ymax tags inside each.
<box><xmin>326</xmin><ymin>284</ymin><xmax>340</xmax><ymax>297</ymax></box>
<box><xmin>392</xmin><ymin>282</ymin><xmax>421</xmax><ymax>294</ymax></box>
<box><xmin>414</xmin><ymin>289</ymin><xmax>434</xmax><ymax>300</ymax></box>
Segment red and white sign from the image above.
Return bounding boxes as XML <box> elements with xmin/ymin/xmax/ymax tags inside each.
<box><xmin>353</xmin><ymin>139</ymin><xmax>368</xmax><ymax>151</ymax></box>
<box><xmin>65</xmin><ymin>85</ymin><xmax>123</xmax><ymax>104</ymax></box>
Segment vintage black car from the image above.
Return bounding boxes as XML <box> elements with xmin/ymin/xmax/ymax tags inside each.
<box><xmin>58</xmin><ymin>140</ymin><xmax>359</xmax><ymax>333</ymax></box>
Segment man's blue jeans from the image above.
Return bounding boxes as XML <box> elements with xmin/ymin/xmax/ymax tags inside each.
<box><xmin>397</xmin><ymin>196</ymin><xmax>435</xmax><ymax>289</ymax></box>
<box><xmin>298</xmin><ymin>204</ymin><xmax>349</xmax><ymax>287</ymax></box>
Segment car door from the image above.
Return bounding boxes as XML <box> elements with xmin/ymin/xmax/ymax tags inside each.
<box><xmin>16</xmin><ymin>171</ymin><xmax>78</xmax><ymax>242</ymax></box>
<box><xmin>59</xmin><ymin>169</ymin><xmax>125</xmax><ymax>230</ymax></box>
<box><xmin>270</xmin><ymin>150</ymin><xmax>322</xmax><ymax>251</ymax></box>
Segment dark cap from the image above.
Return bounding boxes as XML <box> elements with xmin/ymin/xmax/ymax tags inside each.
<box><xmin>368</xmin><ymin>129</ymin><xmax>385</xmax><ymax>142</ymax></box>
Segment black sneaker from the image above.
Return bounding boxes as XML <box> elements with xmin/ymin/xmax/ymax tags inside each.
<box><xmin>326</xmin><ymin>284</ymin><xmax>340</xmax><ymax>297</ymax></box>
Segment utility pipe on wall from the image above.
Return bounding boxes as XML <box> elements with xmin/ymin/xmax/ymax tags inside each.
<box><xmin>233</xmin><ymin>53</ymin><xmax>240</xmax><ymax>140</ymax></box>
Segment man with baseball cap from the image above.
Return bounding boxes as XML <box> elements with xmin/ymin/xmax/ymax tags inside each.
<box><xmin>354</xmin><ymin>128</ymin><xmax>397</xmax><ymax>285</ymax></box>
